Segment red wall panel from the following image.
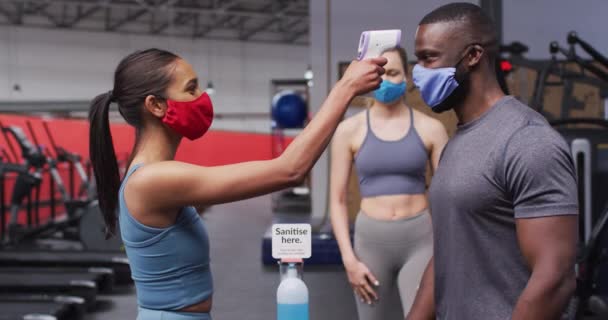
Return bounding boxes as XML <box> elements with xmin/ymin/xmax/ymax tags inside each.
<box><xmin>0</xmin><ymin>114</ymin><xmax>294</xmax><ymax>229</ymax></box>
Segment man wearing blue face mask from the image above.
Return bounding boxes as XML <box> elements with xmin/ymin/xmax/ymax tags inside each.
<box><xmin>407</xmin><ymin>3</ymin><xmax>578</xmax><ymax>320</ymax></box>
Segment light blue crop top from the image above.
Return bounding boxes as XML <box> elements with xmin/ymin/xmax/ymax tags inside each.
<box><xmin>118</xmin><ymin>163</ymin><xmax>213</xmax><ymax>310</ymax></box>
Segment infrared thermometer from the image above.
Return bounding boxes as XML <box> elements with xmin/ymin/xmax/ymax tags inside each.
<box><xmin>357</xmin><ymin>29</ymin><xmax>402</xmax><ymax>60</ymax></box>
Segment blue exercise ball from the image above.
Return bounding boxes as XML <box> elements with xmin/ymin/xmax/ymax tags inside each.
<box><xmin>271</xmin><ymin>90</ymin><xmax>307</xmax><ymax>128</ymax></box>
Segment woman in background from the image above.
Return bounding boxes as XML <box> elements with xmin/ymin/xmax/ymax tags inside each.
<box><xmin>330</xmin><ymin>47</ymin><xmax>448</xmax><ymax>319</ymax></box>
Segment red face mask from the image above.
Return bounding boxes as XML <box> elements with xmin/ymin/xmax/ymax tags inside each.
<box><xmin>162</xmin><ymin>92</ymin><xmax>214</xmax><ymax>140</ymax></box>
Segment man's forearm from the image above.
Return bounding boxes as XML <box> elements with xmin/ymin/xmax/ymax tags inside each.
<box><xmin>406</xmin><ymin>257</ymin><xmax>435</xmax><ymax>320</ymax></box>
<box><xmin>512</xmin><ymin>268</ymin><xmax>576</xmax><ymax>319</ymax></box>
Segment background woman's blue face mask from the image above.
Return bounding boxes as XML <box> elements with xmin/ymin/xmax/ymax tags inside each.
<box><xmin>373</xmin><ymin>80</ymin><xmax>407</xmax><ymax>104</ymax></box>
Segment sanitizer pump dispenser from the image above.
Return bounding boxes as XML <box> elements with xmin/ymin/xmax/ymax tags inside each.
<box><xmin>277</xmin><ymin>259</ymin><xmax>309</xmax><ymax>320</ymax></box>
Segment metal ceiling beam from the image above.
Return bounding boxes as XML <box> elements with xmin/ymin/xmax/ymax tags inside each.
<box><xmin>151</xmin><ymin>20</ymin><xmax>168</xmax><ymax>33</ymax></box>
<box><xmin>192</xmin><ymin>11</ymin><xmax>244</xmax><ymax>38</ymax></box>
<box><xmin>283</xmin><ymin>16</ymin><xmax>305</xmax><ymax>32</ymax></box>
<box><xmin>68</xmin><ymin>4</ymin><xmax>102</xmax><ymax>27</ymax></box>
<box><xmin>150</xmin><ymin>0</ymin><xmax>182</xmax><ymax>34</ymax></box>
<box><xmin>0</xmin><ymin>3</ymin><xmax>14</xmax><ymax>23</ymax></box>
<box><xmin>217</xmin><ymin>0</ymin><xmax>241</xmax><ymax>11</ymax></box>
<box><xmin>229</xmin><ymin>16</ymin><xmax>247</xmax><ymax>29</ymax></box>
<box><xmin>13</xmin><ymin>0</ymin><xmax>24</xmax><ymax>24</ymax></box>
<box><xmin>107</xmin><ymin>8</ymin><xmax>147</xmax><ymax>31</ymax></box>
<box><xmin>23</xmin><ymin>0</ymin><xmax>51</xmax><ymax>15</ymax></box>
<box><xmin>60</xmin><ymin>2</ymin><xmax>68</xmax><ymax>26</ymax></box>
<box><xmin>0</xmin><ymin>21</ymin><xmax>309</xmax><ymax>45</ymax></box>
<box><xmin>133</xmin><ymin>0</ymin><xmax>154</xmax><ymax>12</ymax></box>
<box><xmin>103</xmin><ymin>4</ymin><xmax>110</xmax><ymax>30</ymax></box>
<box><xmin>239</xmin><ymin>1</ymin><xmax>295</xmax><ymax>40</ymax></box>
<box><xmin>0</xmin><ymin>0</ymin><xmax>307</xmax><ymax>19</ymax></box>
<box><xmin>173</xmin><ymin>11</ymin><xmax>196</xmax><ymax>26</ymax></box>
<box><xmin>149</xmin><ymin>11</ymin><xmax>196</xmax><ymax>34</ymax></box>
<box><xmin>194</xmin><ymin>14</ymin><xmax>233</xmax><ymax>37</ymax></box>
<box><xmin>0</xmin><ymin>0</ymin><xmax>309</xmax><ymax>44</ymax></box>
<box><xmin>286</xmin><ymin>25</ymin><xmax>308</xmax><ymax>43</ymax></box>
<box><xmin>192</xmin><ymin>11</ymin><xmax>199</xmax><ymax>37</ymax></box>
<box><xmin>38</xmin><ymin>6</ymin><xmax>63</xmax><ymax>27</ymax></box>
<box><xmin>240</xmin><ymin>16</ymin><xmax>279</xmax><ymax>40</ymax></box>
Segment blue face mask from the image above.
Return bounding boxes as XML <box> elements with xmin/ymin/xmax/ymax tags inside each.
<box><xmin>374</xmin><ymin>80</ymin><xmax>407</xmax><ymax>104</ymax></box>
<box><xmin>412</xmin><ymin>64</ymin><xmax>459</xmax><ymax>109</ymax></box>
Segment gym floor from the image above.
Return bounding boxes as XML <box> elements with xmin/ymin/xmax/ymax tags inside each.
<box><xmin>85</xmin><ymin>195</ymin><xmax>606</xmax><ymax>320</ymax></box>
<box><xmin>89</xmin><ymin>195</ymin><xmax>357</xmax><ymax>320</ymax></box>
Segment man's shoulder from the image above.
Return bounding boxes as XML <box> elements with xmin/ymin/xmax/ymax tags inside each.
<box><xmin>502</xmin><ymin>122</ymin><xmax>571</xmax><ymax>168</ymax></box>
<box><xmin>488</xmin><ymin>97</ymin><xmax>553</xmax><ymax>140</ymax></box>
<box><xmin>497</xmin><ymin>96</ymin><xmax>548</xmax><ymax>126</ymax></box>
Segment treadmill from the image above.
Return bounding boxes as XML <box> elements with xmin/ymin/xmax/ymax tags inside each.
<box><xmin>0</xmin><ymin>273</ymin><xmax>97</xmax><ymax>309</ymax></box>
<box><xmin>0</xmin><ymin>300</ymin><xmax>76</xmax><ymax>320</ymax></box>
<box><xmin>0</xmin><ymin>294</ymin><xmax>85</xmax><ymax>320</ymax></box>
<box><xmin>0</xmin><ymin>250</ymin><xmax>131</xmax><ymax>285</ymax></box>
<box><xmin>0</xmin><ymin>124</ymin><xmax>133</xmax><ymax>286</ymax></box>
<box><xmin>0</xmin><ymin>266</ymin><xmax>115</xmax><ymax>293</ymax></box>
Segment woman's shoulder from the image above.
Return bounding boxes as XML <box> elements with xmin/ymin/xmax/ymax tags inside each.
<box><xmin>336</xmin><ymin>109</ymin><xmax>367</xmax><ymax>135</ymax></box>
<box><xmin>123</xmin><ymin>160</ymin><xmax>202</xmax><ymax>212</ymax></box>
<box><xmin>125</xmin><ymin>161</ymin><xmax>194</xmax><ymax>191</ymax></box>
<box><xmin>411</xmin><ymin>108</ymin><xmax>445</xmax><ymax>132</ymax></box>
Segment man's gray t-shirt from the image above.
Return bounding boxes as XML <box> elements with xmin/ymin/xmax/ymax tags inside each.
<box><xmin>429</xmin><ymin>96</ymin><xmax>578</xmax><ymax>319</ymax></box>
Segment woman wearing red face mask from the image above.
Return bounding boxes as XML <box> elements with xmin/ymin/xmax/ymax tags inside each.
<box><xmin>88</xmin><ymin>48</ymin><xmax>386</xmax><ymax>320</ymax></box>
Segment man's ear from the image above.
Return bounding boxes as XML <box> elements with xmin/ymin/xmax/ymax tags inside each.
<box><xmin>467</xmin><ymin>44</ymin><xmax>485</xmax><ymax>68</ymax></box>
<box><xmin>143</xmin><ymin>95</ymin><xmax>167</xmax><ymax>118</ymax></box>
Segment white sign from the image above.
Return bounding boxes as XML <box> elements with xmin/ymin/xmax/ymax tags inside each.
<box><xmin>272</xmin><ymin>224</ymin><xmax>311</xmax><ymax>259</ymax></box>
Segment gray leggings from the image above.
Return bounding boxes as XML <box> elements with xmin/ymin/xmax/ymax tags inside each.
<box><xmin>353</xmin><ymin>209</ymin><xmax>433</xmax><ymax>320</ymax></box>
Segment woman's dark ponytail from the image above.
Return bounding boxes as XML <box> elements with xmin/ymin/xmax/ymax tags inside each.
<box><xmin>89</xmin><ymin>91</ymin><xmax>121</xmax><ymax>238</ymax></box>
<box><xmin>88</xmin><ymin>48</ymin><xmax>180</xmax><ymax>238</ymax></box>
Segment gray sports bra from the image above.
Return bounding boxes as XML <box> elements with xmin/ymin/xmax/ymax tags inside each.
<box><xmin>354</xmin><ymin>107</ymin><xmax>428</xmax><ymax>197</ymax></box>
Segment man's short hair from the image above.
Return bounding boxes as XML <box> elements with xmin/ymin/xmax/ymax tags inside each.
<box><xmin>420</xmin><ymin>3</ymin><xmax>499</xmax><ymax>60</ymax></box>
